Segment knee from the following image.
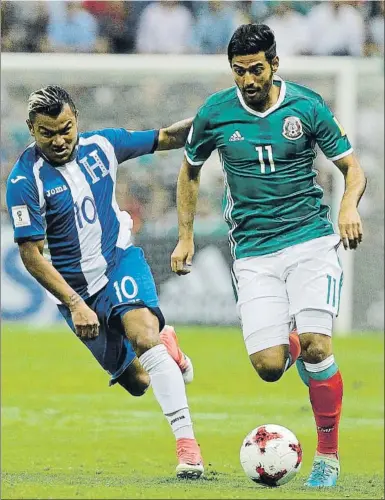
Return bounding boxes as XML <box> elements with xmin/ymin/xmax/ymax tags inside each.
<box><xmin>116</xmin><ymin>371</ymin><xmax>150</xmax><ymax>397</ymax></box>
<box><xmin>251</xmin><ymin>355</ymin><xmax>286</xmax><ymax>382</ymax></box>
<box><xmin>133</xmin><ymin>330</ymin><xmax>159</xmax><ymax>358</ymax></box>
<box><xmin>250</xmin><ymin>346</ymin><xmax>288</xmax><ymax>382</ymax></box>
<box><xmin>127</xmin><ymin>381</ymin><xmax>150</xmax><ymax>397</ymax></box>
<box><xmin>256</xmin><ymin>364</ymin><xmax>285</xmax><ymax>382</ymax></box>
<box><xmin>122</xmin><ymin>309</ymin><xmax>160</xmax><ymax>357</ymax></box>
<box><xmin>300</xmin><ymin>335</ymin><xmax>331</xmax><ymax>364</ymax></box>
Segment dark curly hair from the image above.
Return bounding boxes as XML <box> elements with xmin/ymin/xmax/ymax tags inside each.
<box><xmin>227</xmin><ymin>24</ymin><xmax>277</xmax><ymax>64</ymax></box>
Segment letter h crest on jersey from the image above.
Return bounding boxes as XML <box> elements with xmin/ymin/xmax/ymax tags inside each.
<box><xmin>79</xmin><ymin>149</ymin><xmax>109</xmax><ymax>184</ymax></box>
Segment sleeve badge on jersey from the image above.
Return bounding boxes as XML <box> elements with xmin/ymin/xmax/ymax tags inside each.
<box><xmin>333</xmin><ymin>117</ymin><xmax>346</xmax><ymax>137</ymax></box>
<box><xmin>12</xmin><ymin>205</ymin><xmax>31</xmax><ymax>227</ymax></box>
<box><xmin>282</xmin><ymin>116</ymin><xmax>303</xmax><ymax>140</ymax></box>
<box><xmin>187</xmin><ymin>124</ymin><xmax>194</xmax><ymax>144</ymax></box>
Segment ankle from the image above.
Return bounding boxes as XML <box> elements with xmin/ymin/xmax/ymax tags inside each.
<box><xmin>316</xmin><ymin>451</ymin><xmax>339</xmax><ymax>461</ymax></box>
<box><xmin>174</xmin><ymin>425</ymin><xmax>195</xmax><ymax>440</ymax></box>
<box><xmin>177</xmin><ymin>437</ymin><xmax>196</xmax><ymax>444</ymax></box>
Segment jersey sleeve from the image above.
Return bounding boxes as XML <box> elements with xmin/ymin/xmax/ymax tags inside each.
<box><xmin>312</xmin><ymin>97</ymin><xmax>353</xmax><ymax>161</ymax></box>
<box><xmin>184</xmin><ymin>106</ymin><xmax>215</xmax><ymax>166</ymax></box>
<box><xmin>99</xmin><ymin>128</ymin><xmax>159</xmax><ymax>164</ymax></box>
<box><xmin>6</xmin><ymin>175</ymin><xmax>45</xmax><ymax>243</ymax></box>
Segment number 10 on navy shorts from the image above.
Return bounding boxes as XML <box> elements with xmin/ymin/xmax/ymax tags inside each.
<box><xmin>58</xmin><ymin>245</ymin><xmax>165</xmax><ymax>383</ymax></box>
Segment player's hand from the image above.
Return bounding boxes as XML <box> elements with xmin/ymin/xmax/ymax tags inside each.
<box><xmin>171</xmin><ymin>239</ymin><xmax>194</xmax><ymax>275</ymax></box>
<box><xmin>70</xmin><ymin>301</ymin><xmax>100</xmax><ymax>339</ymax></box>
<box><xmin>338</xmin><ymin>203</ymin><xmax>363</xmax><ymax>250</ymax></box>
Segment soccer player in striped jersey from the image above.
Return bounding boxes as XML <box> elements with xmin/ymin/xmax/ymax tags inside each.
<box><xmin>6</xmin><ymin>85</ymin><xmax>203</xmax><ymax>479</ymax></box>
<box><xmin>171</xmin><ymin>24</ymin><xmax>367</xmax><ymax>487</ymax></box>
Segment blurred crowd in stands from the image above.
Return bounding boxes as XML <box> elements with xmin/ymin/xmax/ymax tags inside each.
<box><xmin>1</xmin><ymin>1</ymin><xmax>384</xmax><ymax>237</ymax></box>
<box><xmin>2</xmin><ymin>0</ymin><xmax>384</xmax><ymax>57</ymax></box>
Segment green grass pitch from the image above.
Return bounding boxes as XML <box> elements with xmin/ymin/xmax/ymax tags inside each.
<box><xmin>2</xmin><ymin>324</ymin><xmax>384</xmax><ymax>499</ymax></box>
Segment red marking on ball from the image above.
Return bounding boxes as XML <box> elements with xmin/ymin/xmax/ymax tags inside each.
<box><xmin>252</xmin><ymin>426</ymin><xmax>284</xmax><ymax>454</ymax></box>
<box><xmin>289</xmin><ymin>442</ymin><xmax>303</xmax><ymax>468</ymax></box>
<box><xmin>253</xmin><ymin>465</ymin><xmax>287</xmax><ymax>487</ymax></box>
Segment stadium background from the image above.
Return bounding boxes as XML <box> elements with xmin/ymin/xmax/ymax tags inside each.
<box><xmin>1</xmin><ymin>0</ymin><xmax>384</xmax><ymax>332</ymax></box>
<box><xmin>1</xmin><ymin>2</ymin><xmax>384</xmax><ymax>499</ymax></box>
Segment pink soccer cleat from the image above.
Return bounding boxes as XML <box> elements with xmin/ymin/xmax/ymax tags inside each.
<box><xmin>176</xmin><ymin>438</ymin><xmax>204</xmax><ymax>479</ymax></box>
<box><xmin>160</xmin><ymin>325</ymin><xmax>194</xmax><ymax>384</ymax></box>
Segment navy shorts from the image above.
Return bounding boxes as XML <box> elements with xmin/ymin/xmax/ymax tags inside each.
<box><xmin>58</xmin><ymin>245</ymin><xmax>165</xmax><ymax>384</ymax></box>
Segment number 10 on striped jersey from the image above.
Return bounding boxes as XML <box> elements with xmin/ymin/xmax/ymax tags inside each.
<box><xmin>255</xmin><ymin>145</ymin><xmax>275</xmax><ymax>174</ymax></box>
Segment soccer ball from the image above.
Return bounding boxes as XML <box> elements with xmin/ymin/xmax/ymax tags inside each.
<box><xmin>240</xmin><ymin>424</ymin><xmax>302</xmax><ymax>487</ymax></box>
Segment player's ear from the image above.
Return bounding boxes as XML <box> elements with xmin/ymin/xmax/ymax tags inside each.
<box><xmin>272</xmin><ymin>56</ymin><xmax>279</xmax><ymax>74</ymax></box>
<box><xmin>26</xmin><ymin>119</ymin><xmax>35</xmax><ymax>137</ymax></box>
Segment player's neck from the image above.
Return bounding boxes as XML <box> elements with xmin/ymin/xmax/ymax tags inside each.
<box><xmin>250</xmin><ymin>83</ymin><xmax>281</xmax><ymax>113</ymax></box>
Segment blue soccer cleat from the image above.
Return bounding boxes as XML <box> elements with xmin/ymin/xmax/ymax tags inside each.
<box><xmin>305</xmin><ymin>456</ymin><xmax>340</xmax><ymax>488</ymax></box>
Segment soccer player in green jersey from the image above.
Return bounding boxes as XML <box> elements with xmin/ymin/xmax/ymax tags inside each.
<box><xmin>171</xmin><ymin>24</ymin><xmax>367</xmax><ymax>488</ymax></box>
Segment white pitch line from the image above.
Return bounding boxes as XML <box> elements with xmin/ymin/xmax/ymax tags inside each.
<box><xmin>2</xmin><ymin>407</ymin><xmax>383</xmax><ymax>432</ymax></box>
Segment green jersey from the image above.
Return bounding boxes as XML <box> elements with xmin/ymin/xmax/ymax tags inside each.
<box><xmin>184</xmin><ymin>76</ymin><xmax>353</xmax><ymax>259</ymax></box>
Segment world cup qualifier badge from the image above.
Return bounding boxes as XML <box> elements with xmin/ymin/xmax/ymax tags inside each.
<box><xmin>282</xmin><ymin>116</ymin><xmax>303</xmax><ymax>140</ymax></box>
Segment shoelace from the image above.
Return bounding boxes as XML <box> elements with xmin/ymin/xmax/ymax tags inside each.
<box><xmin>310</xmin><ymin>461</ymin><xmax>336</xmax><ymax>481</ymax></box>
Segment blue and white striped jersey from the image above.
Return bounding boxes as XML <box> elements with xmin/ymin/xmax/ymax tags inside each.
<box><xmin>6</xmin><ymin>128</ymin><xmax>158</xmax><ymax>301</ymax></box>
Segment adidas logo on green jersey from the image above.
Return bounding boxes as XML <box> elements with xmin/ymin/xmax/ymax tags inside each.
<box><xmin>229</xmin><ymin>131</ymin><xmax>244</xmax><ymax>142</ymax></box>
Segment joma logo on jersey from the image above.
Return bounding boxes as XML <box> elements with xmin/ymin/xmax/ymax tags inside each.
<box><xmin>46</xmin><ymin>185</ymin><xmax>68</xmax><ymax>197</ymax></box>
<box><xmin>79</xmin><ymin>150</ymin><xmax>109</xmax><ymax>184</ymax></box>
<box><xmin>282</xmin><ymin>116</ymin><xmax>303</xmax><ymax>140</ymax></box>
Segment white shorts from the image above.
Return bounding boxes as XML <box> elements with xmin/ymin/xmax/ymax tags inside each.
<box><xmin>233</xmin><ymin>235</ymin><xmax>343</xmax><ymax>355</ymax></box>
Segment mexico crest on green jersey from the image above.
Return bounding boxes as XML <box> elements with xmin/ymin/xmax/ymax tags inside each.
<box><xmin>282</xmin><ymin>116</ymin><xmax>303</xmax><ymax>140</ymax></box>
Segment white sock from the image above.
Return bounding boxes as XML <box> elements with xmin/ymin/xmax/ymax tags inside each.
<box><xmin>304</xmin><ymin>355</ymin><xmax>335</xmax><ymax>373</ymax></box>
<box><xmin>168</xmin><ymin>409</ymin><xmax>195</xmax><ymax>439</ymax></box>
<box><xmin>139</xmin><ymin>344</ymin><xmax>195</xmax><ymax>440</ymax></box>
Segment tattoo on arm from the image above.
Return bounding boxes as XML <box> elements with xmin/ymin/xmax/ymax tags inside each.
<box><xmin>68</xmin><ymin>293</ymin><xmax>83</xmax><ymax>310</ymax></box>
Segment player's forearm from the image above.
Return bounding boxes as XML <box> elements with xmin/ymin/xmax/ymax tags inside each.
<box><xmin>157</xmin><ymin>118</ymin><xmax>193</xmax><ymax>150</ymax></box>
<box><xmin>342</xmin><ymin>167</ymin><xmax>367</xmax><ymax>208</ymax></box>
<box><xmin>335</xmin><ymin>155</ymin><xmax>367</xmax><ymax>208</ymax></box>
<box><xmin>19</xmin><ymin>244</ymin><xmax>82</xmax><ymax>309</ymax></box>
<box><xmin>177</xmin><ymin>159</ymin><xmax>201</xmax><ymax>241</ymax></box>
